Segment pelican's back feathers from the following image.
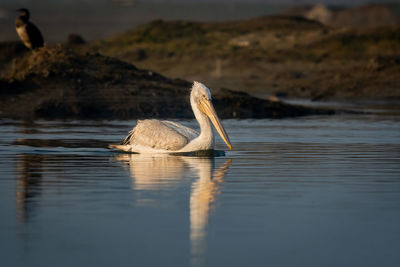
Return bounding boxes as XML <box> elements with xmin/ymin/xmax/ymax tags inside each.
<box><xmin>161</xmin><ymin>121</ymin><xmax>198</xmax><ymax>140</ymax></box>
<box><xmin>122</xmin><ymin>119</ymin><xmax>198</xmax><ymax>151</ymax></box>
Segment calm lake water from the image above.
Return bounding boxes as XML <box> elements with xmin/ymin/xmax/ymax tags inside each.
<box><xmin>1</xmin><ymin>114</ymin><xmax>399</xmax><ymax>267</ymax></box>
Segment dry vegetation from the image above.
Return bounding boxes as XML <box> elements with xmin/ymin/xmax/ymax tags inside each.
<box><xmin>82</xmin><ymin>15</ymin><xmax>400</xmax><ymax>101</ymax></box>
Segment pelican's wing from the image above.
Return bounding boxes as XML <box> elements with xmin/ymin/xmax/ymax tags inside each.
<box><xmin>162</xmin><ymin>121</ymin><xmax>199</xmax><ymax>140</ymax></box>
<box><xmin>122</xmin><ymin>119</ymin><xmax>197</xmax><ymax>151</ymax></box>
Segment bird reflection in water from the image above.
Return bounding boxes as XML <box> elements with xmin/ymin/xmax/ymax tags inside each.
<box><xmin>15</xmin><ymin>154</ymin><xmax>44</xmax><ymax>222</ymax></box>
<box><xmin>115</xmin><ymin>154</ymin><xmax>232</xmax><ymax>266</ymax></box>
<box><xmin>189</xmin><ymin>157</ymin><xmax>231</xmax><ymax>267</ymax></box>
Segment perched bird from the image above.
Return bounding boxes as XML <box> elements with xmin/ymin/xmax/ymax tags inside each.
<box><xmin>15</xmin><ymin>8</ymin><xmax>44</xmax><ymax>49</ymax></box>
<box><xmin>110</xmin><ymin>81</ymin><xmax>232</xmax><ymax>153</ymax></box>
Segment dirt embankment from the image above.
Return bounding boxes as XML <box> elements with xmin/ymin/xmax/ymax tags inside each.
<box><xmin>82</xmin><ymin>14</ymin><xmax>400</xmax><ymax>102</ymax></box>
<box><xmin>0</xmin><ymin>46</ymin><xmax>332</xmax><ymax>120</ymax></box>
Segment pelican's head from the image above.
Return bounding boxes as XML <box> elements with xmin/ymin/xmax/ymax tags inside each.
<box><xmin>191</xmin><ymin>81</ymin><xmax>232</xmax><ymax>150</ymax></box>
<box><xmin>17</xmin><ymin>8</ymin><xmax>30</xmax><ymax>21</ymax></box>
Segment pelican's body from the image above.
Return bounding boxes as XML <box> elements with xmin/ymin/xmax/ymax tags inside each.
<box><xmin>110</xmin><ymin>82</ymin><xmax>232</xmax><ymax>153</ymax></box>
<box><xmin>15</xmin><ymin>8</ymin><xmax>44</xmax><ymax>49</ymax></box>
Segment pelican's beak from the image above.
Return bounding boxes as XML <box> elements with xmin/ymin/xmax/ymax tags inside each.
<box><xmin>199</xmin><ymin>99</ymin><xmax>232</xmax><ymax>150</ymax></box>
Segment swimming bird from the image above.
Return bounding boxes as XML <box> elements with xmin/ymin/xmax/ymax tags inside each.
<box><xmin>110</xmin><ymin>81</ymin><xmax>232</xmax><ymax>153</ymax></box>
<box><xmin>15</xmin><ymin>8</ymin><xmax>44</xmax><ymax>49</ymax></box>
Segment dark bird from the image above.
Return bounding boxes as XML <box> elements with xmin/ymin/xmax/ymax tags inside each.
<box><xmin>15</xmin><ymin>8</ymin><xmax>44</xmax><ymax>49</ymax></box>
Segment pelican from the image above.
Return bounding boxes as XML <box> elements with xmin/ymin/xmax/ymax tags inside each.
<box><xmin>15</xmin><ymin>8</ymin><xmax>44</xmax><ymax>49</ymax></box>
<box><xmin>110</xmin><ymin>81</ymin><xmax>232</xmax><ymax>153</ymax></box>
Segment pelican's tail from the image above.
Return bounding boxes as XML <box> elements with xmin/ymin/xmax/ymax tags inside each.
<box><xmin>122</xmin><ymin>128</ymin><xmax>136</xmax><ymax>145</ymax></box>
<box><xmin>109</xmin><ymin>144</ymin><xmax>131</xmax><ymax>152</ymax></box>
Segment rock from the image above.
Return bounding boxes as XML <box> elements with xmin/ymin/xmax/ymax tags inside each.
<box><xmin>0</xmin><ymin>46</ymin><xmax>334</xmax><ymax>120</ymax></box>
<box><xmin>67</xmin><ymin>34</ymin><xmax>86</xmax><ymax>45</ymax></box>
<box><xmin>284</xmin><ymin>3</ymin><xmax>400</xmax><ymax>28</ymax></box>
<box><xmin>305</xmin><ymin>4</ymin><xmax>333</xmax><ymax>25</ymax></box>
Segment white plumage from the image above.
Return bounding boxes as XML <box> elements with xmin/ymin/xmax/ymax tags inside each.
<box><xmin>110</xmin><ymin>81</ymin><xmax>232</xmax><ymax>153</ymax></box>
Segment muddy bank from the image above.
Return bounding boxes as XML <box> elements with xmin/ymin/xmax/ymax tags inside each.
<box><xmin>84</xmin><ymin>15</ymin><xmax>400</xmax><ymax>102</ymax></box>
<box><xmin>0</xmin><ymin>47</ymin><xmax>333</xmax><ymax>120</ymax></box>
<box><xmin>1</xmin><ymin>4</ymin><xmax>399</xmax><ymax>104</ymax></box>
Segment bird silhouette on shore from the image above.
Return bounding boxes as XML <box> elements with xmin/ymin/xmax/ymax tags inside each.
<box><xmin>15</xmin><ymin>8</ymin><xmax>44</xmax><ymax>49</ymax></box>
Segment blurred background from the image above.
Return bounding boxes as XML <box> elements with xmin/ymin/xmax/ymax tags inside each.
<box><xmin>1</xmin><ymin>0</ymin><xmax>400</xmax><ymax>112</ymax></box>
<box><xmin>1</xmin><ymin>0</ymin><xmax>400</xmax><ymax>43</ymax></box>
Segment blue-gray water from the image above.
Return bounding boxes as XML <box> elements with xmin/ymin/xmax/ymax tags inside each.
<box><xmin>1</xmin><ymin>114</ymin><xmax>399</xmax><ymax>267</ymax></box>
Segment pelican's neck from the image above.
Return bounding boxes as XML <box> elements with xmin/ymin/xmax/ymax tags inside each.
<box><xmin>190</xmin><ymin>95</ymin><xmax>214</xmax><ymax>147</ymax></box>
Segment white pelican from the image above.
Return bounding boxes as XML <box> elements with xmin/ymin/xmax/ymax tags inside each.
<box><xmin>110</xmin><ymin>81</ymin><xmax>232</xmax><ymax>153</ymax></box>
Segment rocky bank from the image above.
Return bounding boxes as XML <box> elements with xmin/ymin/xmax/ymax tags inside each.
<box><xmin>0</xmin><ymin>46</ymin><xmax>333</xmax><ymax>120</ymax></box>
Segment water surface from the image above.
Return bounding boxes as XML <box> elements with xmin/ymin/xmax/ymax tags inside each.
<box><xmin>0</xmin><ymin>115</ymin><xmax>399</xmax><ymax>267</ymax></box>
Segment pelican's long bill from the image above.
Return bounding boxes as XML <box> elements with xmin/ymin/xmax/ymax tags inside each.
<box><xmin>199</xmin><ymin>98</ymin><xmax>232</xmax><ymax>150</ymax></box>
